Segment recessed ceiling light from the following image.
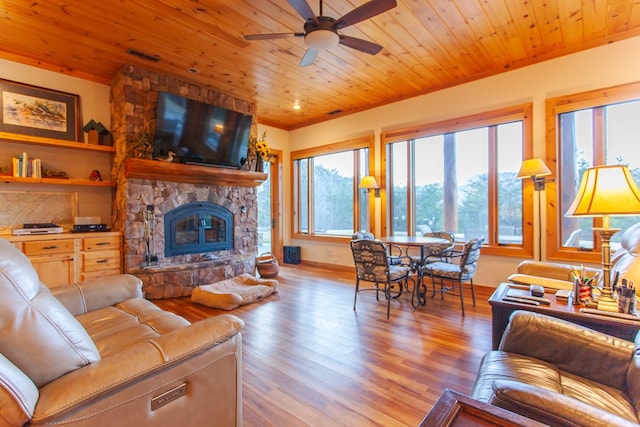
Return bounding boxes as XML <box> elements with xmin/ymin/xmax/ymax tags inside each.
<box><xmin>293</xmin><ymin>102</ymin><xmax>301</xmax><ymax>110</ymax></box>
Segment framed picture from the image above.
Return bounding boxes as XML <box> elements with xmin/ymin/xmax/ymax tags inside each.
<box><xmin>0</xmin><ymin>78</ymin><xmax>81</xmax><ymax>141</ymax></box>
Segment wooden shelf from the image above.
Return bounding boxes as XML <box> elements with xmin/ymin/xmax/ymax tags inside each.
<box><xmin>0</xmin><ymin>131</ymin><xmax>116</xmax><ymax>153</ymax></box>
<box><xmin>124</xmin><ymin>158</ymin><xmax>267</xmax><ymax>187</ymax></box>
<box><xmin>0</xmin><ymin>175</ymin><xmax>115</xmax><ymax>187</ymax></box>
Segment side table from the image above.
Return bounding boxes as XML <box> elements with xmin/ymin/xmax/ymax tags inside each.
<box><xmin>419</xmin><ymin>389</ymin><xmax>545</xmax><ymax>426</ymax></box>
<box><xmin>489</xmin><ymin>282</ymin><xmax>640</xmax><ymax>349</ymax></box>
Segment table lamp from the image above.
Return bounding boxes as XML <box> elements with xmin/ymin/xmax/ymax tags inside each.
<box><xmin>564</xmin><ymin>165</ymin><xmax>640</xmax><ymax>312</ymax></box>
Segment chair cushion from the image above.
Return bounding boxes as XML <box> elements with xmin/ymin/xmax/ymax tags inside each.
<box><xmin>389</xmin><ymin>264</ymin><xmax>410</xmax><ymax>281</ymax></box>
<box><xmin>0</xmin><ymin>238</ymin><xmax>100</xmax><ymax>387</ymax></box>
<box><xmin>191</xmin><ymin>273</ymin><xmax>278</xmax><ymax>310</ymax></box>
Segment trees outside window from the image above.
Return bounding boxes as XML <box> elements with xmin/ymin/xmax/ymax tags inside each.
<box><xmin>291</xmin><ymin>136</ymin><xmax>374</xmax><ymax>239</ymax></box>
<box><xmin>547</xmin><ymin>82</ymin><xmax>640</xmax><ymax>261</ymax></box>
<box><xmin>382</xmin><ymin>105</ymin><xmax>532</xmax><ymax>257</ymax></box>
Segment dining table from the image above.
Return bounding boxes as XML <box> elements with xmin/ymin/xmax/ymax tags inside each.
<box><xmin>381</xmin><ymin>235</ymin><xmax>451</xmax><ymax>308</ymax></box>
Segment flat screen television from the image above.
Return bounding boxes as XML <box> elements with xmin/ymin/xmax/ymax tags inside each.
<box><xmin>152</xmin><ymin>91</ymin><xmax>252</xmax><ymax>168</ymax></box>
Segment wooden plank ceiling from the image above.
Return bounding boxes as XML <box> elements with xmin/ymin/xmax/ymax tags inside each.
<box><xmin>1</xmin><ymin>0</ymin><xmax>640</xmax><ymax>130</ymax></box>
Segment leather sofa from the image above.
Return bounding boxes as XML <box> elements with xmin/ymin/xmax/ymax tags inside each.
<box><xmin>509</xmin><ymin>222</ymin><xmax>640</xmax><ymax>297</ymax></box>
<box><xmin>0</xmin><ymin>238</ymin><xmax>244</xmax><ymax>426</ymax></box>
<box><xmin>471</xmin><ymin>310</ymin><xmax>640</xmax><ymax>427</ymax></box>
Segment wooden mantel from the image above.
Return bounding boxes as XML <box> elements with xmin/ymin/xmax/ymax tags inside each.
<box><xmin>124</xmin><ymin>158</ymin><xmax>267</xmax><ymax>187</ymax></box>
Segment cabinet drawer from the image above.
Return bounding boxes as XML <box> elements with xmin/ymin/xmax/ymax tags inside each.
<box><xmin>83</xmin><ymin>236</ymin><xmax>121</xmax><ymax>251</ymax></box>
<box><xmin>23</xmin><ymin>240</ymin><xmax>75</xmax><ymax>256</ymax></box>
<box><xmin>82</xmin><ymin>250</ymin><xmax>121</xmax><ymax>272</ymax></box>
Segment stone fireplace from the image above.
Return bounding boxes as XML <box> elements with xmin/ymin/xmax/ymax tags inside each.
<box><xmin>109</xmin><ymin>65</ymin><xmax>263</xmax><ymax>298</ymax></box>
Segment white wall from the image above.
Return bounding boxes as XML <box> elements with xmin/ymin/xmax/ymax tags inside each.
<box><xmin>0</xmin><ymin>59</ymin><xmax>112</xmax><ymax>226</ymax></box>
<box><xmin>285</xmin><ymin>36</ymin><xmax>640</xmax><ymax>288</ymax></box>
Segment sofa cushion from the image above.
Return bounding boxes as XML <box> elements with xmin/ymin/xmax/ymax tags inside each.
<box><xmin>611</xmin><ymin>223</ymin><xmax>640</xmax><ymax>297</ymax></box>
<box><xmin>78</xmin><ymin>298</ymin><xmax>192</xmax><ymax>357</ymax></box>
<box><xmin>628</xmin><ymin>334</ymin><xmax>640</xmax><ymax>420</ymax></box>
<box><xmin>473</xmin><ymin>351</ymin><xmax>638</xmax><ymax>425</ymax></box>
<box><xmin>489</xmin><ymin>379</ymin><xmax>638</xmax><ymax>427</ymax></box>
<box><xmin>0</xmin><ymin>238</ymin><xmax>100</xmax><ymax>387</ymax></box>
<box><xmin>0</xmin><ymin>352</ymin><xmax>39</xmax><ymax>425</ymax></box>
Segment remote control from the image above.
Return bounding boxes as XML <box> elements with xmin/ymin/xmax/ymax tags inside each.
<box><xmin>514</xmin><ymin>294</ymin><xmax>552</xmax><ymax>305</ymax></box>
<box><xmin>503</xmin><ymin>296</ymin><xmax>540</xmax><ymax>306</ymax></box>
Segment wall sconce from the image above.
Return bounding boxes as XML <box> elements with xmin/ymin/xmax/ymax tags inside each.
<box><xmin>359</xmin><ymin>175</ymin><xmax>380</xmax><ymax>197</ymax></box>
<box><xmin>517</xmin><ymin>158</ymin><xmax>554</xmax><ymax>261</ymax></box>
<box><xmin>517</xmin><ymin>158</ymin><xmax>554</xmax><ymax>190</ymax></box>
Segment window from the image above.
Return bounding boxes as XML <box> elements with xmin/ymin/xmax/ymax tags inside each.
<box><xmin>382</xmin><ymin>105</ymin><xmax>533</xmax><ymax>256</ymax></box>
<box><xmin>546</xmin><ymin>82</ymin><xmax>640</xmax><ymax>261</ymax></box>
<box><xmin>291</xmin><ymin>136</ymin><xmax>374</xmax><ymax>240</ymax></box>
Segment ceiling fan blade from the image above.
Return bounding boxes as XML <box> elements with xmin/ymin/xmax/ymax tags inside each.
<box><xmin>334</xmin><ymin>0</ymin><xmax>397</xmax><ymax>29</ymax></box>
<box><xmin>244</xmin><ymin>32</ymin><xmax>304</xmax><ymax>40</ymax></box>
<box><xmin>288</xmin><ymin>0</ymin><xmax>318</xmax><ymax>24</ymax></box>
<box><xmin>300</xmin><ymin>48</ymin><xmax>318</xmax><ymax>67</ymax></box>
<box><xmin>339</xmin><ymin>35</ymin><xmax>383</xmax><ymax>55</ymax></box>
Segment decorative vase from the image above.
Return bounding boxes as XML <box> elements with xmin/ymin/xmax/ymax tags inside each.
<box><xmin>256</xmin><ymin>158</ymin><xmax>264</xmax><ymax>172</ymax></box>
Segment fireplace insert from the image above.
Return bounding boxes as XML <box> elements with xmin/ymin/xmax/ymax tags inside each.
<box><xmin>164</xmin><ymin>202</ymin><xmax>233</xmax><ymax>257</ymax></box>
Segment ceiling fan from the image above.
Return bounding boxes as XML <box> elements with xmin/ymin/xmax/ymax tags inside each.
<box><xmin>244</xmin><ymin>0</ymin><xmax>397</xmax><ymax>66</ymax></box>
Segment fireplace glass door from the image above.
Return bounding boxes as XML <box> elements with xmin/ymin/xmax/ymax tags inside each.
<box><xmin>165</xmin><ymin>202</ymin><xmax>233</xmax><ymax>256</ymax></box>
<box><xmin>174</xmin><ymin>214</ymin><xmax>224</xmax><ymax>246</ymax></box>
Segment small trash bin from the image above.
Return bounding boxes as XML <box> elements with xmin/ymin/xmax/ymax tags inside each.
<box><xmin>283</xmin><ymin>246</ymin><xmax>301</xmax><ymax>264</ymax></box>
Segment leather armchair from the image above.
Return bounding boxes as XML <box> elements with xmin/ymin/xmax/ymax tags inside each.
<box><xmin>471</xmin><ymin>310</ymin><xmax>640</xmax><ymax>427</ymax></box>
<box><xmin>0</xmin><ymin>238</ymin><xmax>244</xmax><ymax>427</ymax></box>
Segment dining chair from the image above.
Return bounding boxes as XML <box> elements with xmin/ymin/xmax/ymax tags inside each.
<box><xmin>405</xmin><ymin>231</ymin><xmax>455</xmax><ymax>266</ymax></box>
<box><xmin>350</xmin><ymin>239</ymin><xmax>413</xmax><ymax>319</ymax></box>
<box><xmin>421</xmin><ymin>237</ymin><xmax>484</xmax><ymax>316</ymax></box>
<box><xmin>351</xmin><ymin>232</ymin><xmax>405</xmax><ymax>265</ymax></box>
<box><xmin>422</xmin><ymin>231</ymin><xmax>455</xmax><ymax>263</ymax></box>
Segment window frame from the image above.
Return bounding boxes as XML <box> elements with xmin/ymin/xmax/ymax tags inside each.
<box><xmin>290</xmin><ymin>135</ymin><xmax>375</xmax><ymax>242</ymax></box>
<box><xmin>380</xmin><ymin>104</ymin><xmax>534</xmax><ymax>257</ymax></box>
<box><xmin>545</xmin><ymin>81</ymin><xmax>640</xmax><ymax>262</ymax></box>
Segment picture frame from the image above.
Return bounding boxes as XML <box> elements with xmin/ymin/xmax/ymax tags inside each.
<box><xmin>0</xmin><ymin>78</ymin><xmax>81</xmax><ymax>141</ymax></box>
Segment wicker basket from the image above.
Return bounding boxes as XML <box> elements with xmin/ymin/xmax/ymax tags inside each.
<box><xmin>256</xmin><ymin>252</ymin><xmax>279</xmax><ymax>278</ymax></box>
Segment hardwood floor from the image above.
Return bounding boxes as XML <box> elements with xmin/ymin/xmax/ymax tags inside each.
<box><xmin>153</xmin><ymin>264</ymin><xmax>496</xmax><ymax>426</ymax></box>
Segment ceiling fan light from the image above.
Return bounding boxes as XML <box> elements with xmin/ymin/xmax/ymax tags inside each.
<box><xmin>304</xmin><ymin>30</ymin><xmax>339</xmax><ymax>50</ymax></box>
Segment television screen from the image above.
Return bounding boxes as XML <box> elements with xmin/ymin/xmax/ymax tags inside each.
<box><xmin>152</xmin><ymin>91</ymin><xmax>252</xmax><ymax>168</ymax></box>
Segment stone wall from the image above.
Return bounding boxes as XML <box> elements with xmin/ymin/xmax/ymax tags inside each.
<box><xmin>110</xmin><ymin>65</ymin><xmax>259</xmax><ymax>298</ymax></box>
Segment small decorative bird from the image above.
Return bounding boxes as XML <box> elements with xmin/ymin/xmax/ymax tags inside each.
<box><xmin>163</xmin><ymin>151</ymin><xmax>176</xmax><ymax>162</ymax></box>
<box><xmin>89</xmin><ymin>169</ymin><xmax>102</xmax><ymax>181</ymax></box>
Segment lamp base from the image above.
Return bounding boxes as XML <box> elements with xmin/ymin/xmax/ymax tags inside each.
<box><xmin>596</xmin><ymin>294</ymin><xmax>619</xmax><ymax>312</ymax></box>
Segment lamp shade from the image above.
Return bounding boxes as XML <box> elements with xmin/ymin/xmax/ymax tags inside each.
<box><xmin>517</xmin><ymin>158</ymin><xmax>552</xmax><ymax>179</ymax></box>
<box><xmin>359</xmin><ymin>175</ymin><xmax>379</xmax><ymax>189</ymax></box>
<box><xmin>565</xmin><ymin>165</ymin><xmax>640</xmax><ymax>217</ymax></box>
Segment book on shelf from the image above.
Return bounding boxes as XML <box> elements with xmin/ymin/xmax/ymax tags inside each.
<box><xmin>12</xmin><ymin>152</ymin><xmax>41</xmax><ymax>178</ymax></box>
